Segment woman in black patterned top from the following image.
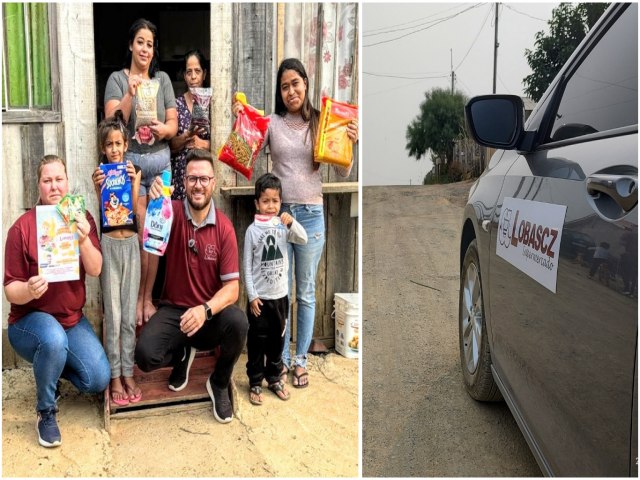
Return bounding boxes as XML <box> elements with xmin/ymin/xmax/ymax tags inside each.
<box><xmin>169</xmin><ymin>50</ymin><xmax>211</xmax><ymax>200</ymax></box>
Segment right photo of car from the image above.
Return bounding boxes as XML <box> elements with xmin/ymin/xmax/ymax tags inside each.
<box><xmin>460</xmin><ymin>2</ymin><xmax>637</xmax><ymax>475</ymax></box>
<box><xmin>363</xmin><ymin>2</ymin><xmax>637</xmax><ymax>477</ymax></box>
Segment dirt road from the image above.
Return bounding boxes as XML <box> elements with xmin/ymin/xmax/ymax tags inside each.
<box><xmin>2</xmin><ymin>351</ymin><xmax>358</xmax><ymax>477</ymax></box>
<box><xmin>362</xmin><ymin>182</ymin><xmax>541</xmax><ymax>477</ymax></box>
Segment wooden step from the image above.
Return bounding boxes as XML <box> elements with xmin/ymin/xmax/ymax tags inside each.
<box><xmin>104</xmin><ymin>353</ymin><xmax>219</xmax><ymax>419</ymax></box>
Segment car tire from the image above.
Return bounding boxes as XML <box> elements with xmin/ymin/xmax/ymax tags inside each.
<box><xmin>459</xmin><ymin>239</ymin><xmax>502</xmax><ymax>401</ymax></box>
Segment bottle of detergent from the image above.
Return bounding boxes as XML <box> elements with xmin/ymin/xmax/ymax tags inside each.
<box><xmin>143</xmin><ymin>170</ymin><xmax>173</xmax><ymax>255</ymax></box>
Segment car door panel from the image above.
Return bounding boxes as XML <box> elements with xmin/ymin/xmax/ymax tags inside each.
<box><xmin>488</xmin><ymin>135</ymin><xmax>637</xmax><ymax>476</ymax></box>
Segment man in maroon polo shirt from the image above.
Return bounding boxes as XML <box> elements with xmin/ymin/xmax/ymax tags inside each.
<box><xmin>134</xmin><ymin>149</ymin><xmax>248</xmax><ymax>424</ymax></box>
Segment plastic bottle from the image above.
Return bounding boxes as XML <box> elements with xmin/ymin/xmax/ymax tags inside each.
<box><xmin>143</xmin><ymin>170</ymin><xmax>173</xmax><ymax>255</ymax></box>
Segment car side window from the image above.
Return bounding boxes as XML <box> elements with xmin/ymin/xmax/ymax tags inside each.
<box><xmin>549</xmin><ymin>4</ymin><xmax>638</xmax><ymax>143</ymax></box>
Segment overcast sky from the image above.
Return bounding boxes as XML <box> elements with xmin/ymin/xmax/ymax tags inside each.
<box><xmin>362</xmin><ymin>2</ymin><xmax>559</xmax><ymax>186</ymax></box>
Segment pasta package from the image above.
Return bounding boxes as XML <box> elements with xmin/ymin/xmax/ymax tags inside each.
<box><xmin>218</xmin><ymin>92</ymin><xmax>270</xmax><ymax>180</ymax></box>
<box><xmin>314</xmin><ymin>97</ymin><xmax>358</xmax><ymax>167</ymax></box>
<box><xmin>134</xmin><ymin>79</ymin><xmax>160</xmax><ymax>145</ymax></box>
<box><xmin>190</xmin><ymin>87</ymin><xmax>212</xmax><ymax>130</ymax></box>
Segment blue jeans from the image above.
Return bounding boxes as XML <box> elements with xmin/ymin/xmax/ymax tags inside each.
<box><xmin>281</xmin><ymin>203</ymin><xmax>325</xmax><ymax>369</ymax></box>
<box><xmin>8</xmin><ymin>313</ymin><xmax>110</xmax><ymax>412</ymax></box>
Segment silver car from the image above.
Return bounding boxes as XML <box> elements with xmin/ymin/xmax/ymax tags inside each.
<box><xmin>459</xmin><ymin>3</ymin><xmax>637</xmax><ymax>476</ymax></box>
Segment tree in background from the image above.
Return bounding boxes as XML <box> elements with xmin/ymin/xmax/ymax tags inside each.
<box><xmin>523</xmin><ymin>3</ymin><xmax>609</xmax><ymax>102</ymax></box>
<box><xmin>406</xmin><ymin>88</ymin><xmax>467</xmax><ymax>169</ymax></box>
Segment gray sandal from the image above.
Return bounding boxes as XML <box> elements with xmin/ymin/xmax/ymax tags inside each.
<box><xmin>249</xmin><ymin>386</ymin><xmax>263</xmax><ymax>406</ymax></box>
<box><xmin>268</xmin><ymin>381</ymin><xmax>290</xmax><ymax>401</ymax></box>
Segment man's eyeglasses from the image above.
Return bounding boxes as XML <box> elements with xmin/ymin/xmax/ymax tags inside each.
<box><xmin>186</xmin><ymin>175</ymin><xmax>214</xmax><ymax>187</ymax></box>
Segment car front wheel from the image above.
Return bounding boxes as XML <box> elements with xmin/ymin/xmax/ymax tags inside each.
<box><xmin>459</xmin><ymin>239</ymin><xmax>502</xmax><ymax>401</ymax></box>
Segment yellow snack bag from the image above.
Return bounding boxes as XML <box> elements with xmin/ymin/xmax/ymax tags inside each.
<box><xmin>314</xmin><ymin>97</ymin><xmax>358</xmax><ymax>167</ymax></box>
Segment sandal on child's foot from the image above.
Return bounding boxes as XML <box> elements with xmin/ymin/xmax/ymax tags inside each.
<box><xmin>268</xmin><ymin>381</ymin><xmax>290</xmax><ymax>401</ymax></box>
<box><xmin>123</xmin><ymin>378</ymin><xmax>142</xmax><ymax>403</ymax></box>
<box><xmin>249</xmin><ymin>386</ymin><xmax>263</xmax><ymax>406</ymax></box>
<box><xmin>110</xmin><ymin>379</ymin><xmax>129</xmax><ymax>406</ymax></box>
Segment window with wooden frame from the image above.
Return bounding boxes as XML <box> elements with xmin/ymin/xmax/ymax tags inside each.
<box><xmin>2</xmin><ymin>3</ymin><xmax>60</xmax><ymax>123</ymax></box>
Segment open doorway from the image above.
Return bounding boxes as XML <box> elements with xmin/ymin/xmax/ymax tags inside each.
<box><xmin>93</xmin><ymin>3</ymin><xmax>211</xmax><ymax>122</ymax></box>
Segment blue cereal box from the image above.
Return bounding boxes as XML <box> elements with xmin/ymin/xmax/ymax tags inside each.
<box><xmin>99</xmin><ymin>163</ymin><xmax>134</xmax><ymax>228</ymax></box>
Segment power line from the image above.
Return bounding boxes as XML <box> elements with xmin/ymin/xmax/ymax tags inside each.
<box><xmin>364</xmin><ymin>4</ymin><xmax>484</xmax><ymax>48</ymax></box>
<box><xmin>364</xmin><ymin>4</ymin><xmax>477</xmax><ymax>37</ymax></box>
<box><xmin>503</xmin><ymin>4</ymin><xmax>549</xmax><ymax>23</ymax></box>
<box><xmin>454</xmin><ymin>4</ymin><xmax>493</xmax><ymax>71</ymax></box>
<box><xmin>364</xmin><ymin>71</ymin><xmax>450</xmax><ymax>80</ymax></box>
<box><xmin>364</xmin><ymin>78</ymin><xmax>432</xmax><ymax>98</ymax></box>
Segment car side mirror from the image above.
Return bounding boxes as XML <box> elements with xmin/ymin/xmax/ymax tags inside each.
<box><xmin>465</xmin><ymin>95</ymin><xmax>525</xmax><ymax>150</ymax></box>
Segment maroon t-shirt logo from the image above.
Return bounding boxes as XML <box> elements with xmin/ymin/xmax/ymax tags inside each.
<box><xmin>204</xmin><ymin>244</ymin><xmax>217</xmax><ymax>261</ymax></box>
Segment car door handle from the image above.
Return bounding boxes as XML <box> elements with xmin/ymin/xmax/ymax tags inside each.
<box><xmin>586</xmin><ymin>174</ymin><xmax>637</xmax><ymax>212</ymax></box>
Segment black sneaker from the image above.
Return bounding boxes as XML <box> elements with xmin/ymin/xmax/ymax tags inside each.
<box><xmin>206</xmin><ymin>376</ymin><xmax>233</xmax><ymax>423</ymax></box>
<box><xmin>168</xmin><ymin>346</ymin><xmax>196</xmax><ymax>392</ymax></box>
<box><xmin>36</xmin><ymin>408</ymin><xmax>61</xmax><ymax>448</ymax></box>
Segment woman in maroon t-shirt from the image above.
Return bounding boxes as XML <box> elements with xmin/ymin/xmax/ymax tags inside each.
<box><xmin>3</xmin><ymin>155</ymin><xmax>110</xmax><ymax>448</ymax></box>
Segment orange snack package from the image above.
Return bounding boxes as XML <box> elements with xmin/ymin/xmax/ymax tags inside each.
<box><xmin>314</xmin><ymin>97</ymin><xmax>358</xmax><ymax>167</ymax></box>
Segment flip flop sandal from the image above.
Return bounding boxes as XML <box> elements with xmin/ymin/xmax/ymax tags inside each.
<box><xmin>124</xmin><ymin>384</ymin><xmax>142</xmax><ymax>404</ymax></box>
<box><xmin>268</xmin><ymin>381</ymin><xmax>290</xmax><ymax>401</ymax></box>
<box><xmin>292</xmin><ymin>370</ymin><xmax>309</xmax><ymax>389</ymax></box>
<box><xmin>279</xmin><ymin>366</ymin><xmax>289</xmax><ymax>382</ymax></box>
<box><xmin>249</xmin><ymin>386</ymin><xmax>263</xmax><ymax>406</ymax></box>
<box><xmin>110</xmin><ymin>389</ymin><xmax>130</xmax><ymax>406</ymax></box>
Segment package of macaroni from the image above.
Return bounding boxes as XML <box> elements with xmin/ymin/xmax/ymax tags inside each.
<box><xmin>189</xmin><ymin>87</ymin><xmax>212</xmax><ymax>130</ymax></box>
<box><xmin>99</xmin><ymin>163</ymin><xmax>135</xmax><ymax>228</ymax></box>
<box><xmin>314</xmin><ymin>97</ymin><xmax>358</xmax><ymax>167</ymax></box>
<box><xmin>134</xmin><ymin>79</ymin><xmax>160</xmax><ymax>145</ymax></box>
<box><xmin>56</xmin><ymin>194</ymin><xmax>86</xmax><ymax>225</ymax></box>
<box><xmin>217</xmin><ymin>92</ymin><xmax>270</xmax><ymax>180</ymax></box>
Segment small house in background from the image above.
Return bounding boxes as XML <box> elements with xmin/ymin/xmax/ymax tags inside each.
<box><xmin>1</xmin><ymin>2</ymin><xmax>359</xmax><ymax>366</ymax></box>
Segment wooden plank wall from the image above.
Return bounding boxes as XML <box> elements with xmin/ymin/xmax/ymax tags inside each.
<box><xmin>2</xmin><ymin>3</ymin><xmax>98</xmax><ymax>367</ymax></box>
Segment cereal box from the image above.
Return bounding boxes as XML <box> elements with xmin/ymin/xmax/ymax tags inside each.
<box><xmin>99</xmin><ymin>163</ymin><xmax>134</xmax><ymax>228</ymax></box>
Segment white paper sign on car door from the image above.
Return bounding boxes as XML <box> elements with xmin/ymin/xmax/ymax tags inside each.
<box><xmin>496</xmin><ymin>197</ymin><xmax>567</xmax><ymax>293</ymax></box>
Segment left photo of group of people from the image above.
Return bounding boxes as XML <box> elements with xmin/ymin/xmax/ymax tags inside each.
<box><xmin>2</xmin><ymin>3</ymin><xmax>359</xmax><ymax>477</ymax></box>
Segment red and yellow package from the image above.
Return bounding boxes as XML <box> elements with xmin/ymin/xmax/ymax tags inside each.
<box><xmin>314</xmin><ymin>97</ymin><xmax>358</xmax><ymax>167</ymax></box>
<box><xmin>218</xmin><ymin>92</ymin><xmax>270</xmax><ymax>180</ymax></box>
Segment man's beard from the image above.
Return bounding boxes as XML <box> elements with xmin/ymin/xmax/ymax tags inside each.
<box><xmin>187</xmin><ymin>188</ymin><xmax>211</xmax><ymax>211</ymax></box>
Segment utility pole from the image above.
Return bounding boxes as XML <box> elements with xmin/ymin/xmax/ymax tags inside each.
<box><xmin>450</xmin><ymin>48</ymin><xmax>455</xmax><ymax>93</ymax></box>
<box><xmin>493</xmin><ymin>3</ymin><xmax>499</xmax><ymax>93</ymax></box>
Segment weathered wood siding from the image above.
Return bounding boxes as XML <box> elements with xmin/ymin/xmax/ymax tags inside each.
<box><xmin>2</xmin><ymin>3</ymin><xmax>98</xmax><ymax>367</ymax></box>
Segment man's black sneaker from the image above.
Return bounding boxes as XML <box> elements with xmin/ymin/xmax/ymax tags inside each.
<box><xmin>168</xmin><ymin>346</ymin><xmax>196</xmax><ymax>392</ymax></box>
<box><xmin>206</xmin><ymin>376</ymin><xmax>233</xmax><ymax>423</ymax></box>
<box><xmin>36</xmin><ymin>408</ymin><xmax>61</xmax><ymax>448</ymax></box>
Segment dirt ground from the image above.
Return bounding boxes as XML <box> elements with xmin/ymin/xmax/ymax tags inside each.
<box><xmin>2</xmin><ymin>351</ymin><xmax>358</xmax><ymax>477</ymax></box>
<box><xmin>362</xmin><ymin>182</ymin><xmax>541</xmax><ymax>477</ymax></box>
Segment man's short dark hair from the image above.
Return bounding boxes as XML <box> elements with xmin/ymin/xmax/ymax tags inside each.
<box><xmin>254</xmin><ymin>172</ymin><xmax>282</xmax><ymax>201</ymax></box>
<box><xmin>185</xmin><ymin>148</ymin><xmax>214</xmax><ymax>167</ymax></box>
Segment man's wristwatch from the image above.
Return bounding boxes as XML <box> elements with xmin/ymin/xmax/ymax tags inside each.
<box><xmin>203</xmin><ymin>303</ymin><xmax>213</xmax><ymax>322</ymax></box>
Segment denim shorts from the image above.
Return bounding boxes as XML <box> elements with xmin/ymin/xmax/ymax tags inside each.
<box><xmin>125</xmin><ymin>146</ymin><xmax>171</xmax><ymax>196</ymax></box>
